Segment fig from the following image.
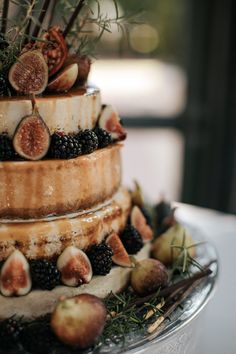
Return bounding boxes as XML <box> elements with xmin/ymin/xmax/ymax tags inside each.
<box><xmin>41</xmin><ymin>26</ymin><xmax>68</xmax><ymax>77</ymax></box>
<box><xmin>57</xmin><ymin>246</ymin><xmax>92</xmax><ymax>287</ymax></box>
<box><xmin>131</xmin><ymin>180</ymin><xmax>145</xmax><ymax>208</ymax></box>
<box><xmin>106</xmin><ymin>232</ymin><xmax>132</xmax><ymax>267</ymax></box>
<box><xmin>155</xmin><ymin>199</ymin><xmax>176</xmax><ymax>235</ymax></box>
<box><xmin>0</xmin><ymin>250</ymin><xmax>32</xmax><ymax>296</ymax></box>
<box><xmin>98</xmin><ymin>105</ymin><xmax>127</xmax><ymax>141</ymax></box>
<box><xmin>152</xmin><ymin>223</ymin><xmax>196</xmax><ymax>266</ymax></box>
<box><xmin>47</xmin><ymin>63</ymin><xmax>78</xmax><ymax>93</ymax></box>
<box><xmin>13</xmin><ymin>102</ymin><xmax>50</xmax><ymax>161</ymax></box>
<box><xmin>130</xmin><ymin>258</ymin><xmax>168</xmax><ymax>296</ymax></box>
<box><xmin>64</xmin><ymin>54</ymin><xmax>91</xmax><ymax>85</ymax></box>
<box><xmin>51</xmin><ymin>294</ymin><xmax>107</xmax><ymax>348</ymax></box>
<box><xmin>8</xmin><ymin>50</ymin><xmax>48</xmax><ymax>94</ymax></box>
<box><xmin>131</xmin><ymin>206</ymin><xmax>153</xmax><ymax>243</ymax></box>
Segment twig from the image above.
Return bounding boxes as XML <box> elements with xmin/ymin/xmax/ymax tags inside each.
<box><xmin>1</xmin><ymin>0</ymin><xmax>9</xmax><ymax>34</ymax></box>
<box><xmin>63</xmin><ymin>0</ymin><xmax>86</xmax><ymax>38</ymax></box>
<box><xmin>127</xmin><ymin>266</ymin><xmax>212</xmax><ymax>310</ymax></box>
<box><xmin>32</xmin><ymin>0</ymin><xmax>52</xmax><ymax>39</ymax></box>
<box><xmin>147</xmin><ymin>277</ymin><xmax>204</xmax><ymax>333</ymax></box>
<box><xmin>143</xmin><ymin>299</ymin><xmax>165</xmax><ymax>320</ymax></box>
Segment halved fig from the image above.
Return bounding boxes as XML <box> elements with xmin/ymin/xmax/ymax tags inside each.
<box><xmin>47</xmin><ymin>63</ymin><xmax>78</xmax><ymax>92</ymax></box>
<box><xmin>41</xmin><ymin>26</ymin><xmax>68</xmax><ymax>77</ymax></box>
<box><xmin>98</xmin><ymin>105</ymin><xmax>127</xmax><ymax>141</ymax></box>
<box><xmin>13</xmin><ymin>103</ymin><xmax>50</xmax><ymax>161</ymax></box>
<box><xmin>8</xmin><ymin>50</ymin><xmax>48</xmax><ymax>94</ymax></box>
<box><xmin>106</xmin><ymin>232</ymin><xmax>132</xmax><ymax>267</ymax></box>
<box><xmin>64</xmin><ymin>54</ymin><xmax>91</xmax><ymax>85</ymax></box>
<box><xmin>0</xmin><ymin>250</ymin><xmax>32</xmax><ymax>296</ymax></box>
<box><xmin>57</xmin><ymin>246</ymin><xmax>93</xmax><ymax>287</ymax></box>
<box><xmin>131</xmin><ymin>206</ymin><xmax>153</xmax><ymax>243</ymax></box>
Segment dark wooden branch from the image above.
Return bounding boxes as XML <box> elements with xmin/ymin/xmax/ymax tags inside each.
<box><xmin>32</xmin><ymin>0</ymin><xmax>51</xmax><ymax>38</ymax></box>
<box><xmin>1</xmin><ymin>0</ymin><xmax>9</xmax><ymax>35</ymax></box>
<box><xmin>47</xmin><ymin>0</ymin><xmax>57</xmax><ymax>28</ymax></box>
<box><xmin>63</xmin><ymin>0</ymin><xmax>86</xmax><ymax>38</ymax></box>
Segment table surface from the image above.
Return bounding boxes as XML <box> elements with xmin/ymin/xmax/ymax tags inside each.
<box><xmin>175</xmin><ymin>204</ymin><xmax>236</xmax><ymax>354</ymax></box>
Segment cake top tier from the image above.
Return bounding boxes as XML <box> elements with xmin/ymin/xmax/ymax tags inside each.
<box><xmin>0</xmin><ymin>87</ymin><xmax>101</xmax><ymax>137</ymax></box>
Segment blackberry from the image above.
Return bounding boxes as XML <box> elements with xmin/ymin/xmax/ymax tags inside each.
<box><xmin>87</xmin><ymin>243</ymin><xmax>113</xmax><ymax>275</ymax></box>
<box><xmin>21</xmin><ymin>316</ymin><xmax>59</xmax><ymax>354</ymax></box>
<box><xmin>30</xmin><ymin>260</ymin><xmax>61</xmax><ymax>290</ymax></box>
<box><xmin>0</xmin><ymin>134</ymin><xmax>15</xmax><ymax>161</ymax></box>
<box><xmin>120</xmin><ymin>225</ymin><xmax>143</xmax><ymax>255</ymax></box>
<box><xmin>49</xmin><ymin>133</ymin><xmax>82</xmax><ymax>159</ymax></box>
<box><xmin>76</xmin><ymin>129</ymin><xmax>98</xmax><ymax>154</ymax></box>
<box><xmin>94</xmin><ymin>127</ymin><xmax>112</xmax><ymax>148</ymax></box>
<box><xmin>0</xmin><ymin>317</ymin><xmax>24</xmax><ymax>349</ymax></box>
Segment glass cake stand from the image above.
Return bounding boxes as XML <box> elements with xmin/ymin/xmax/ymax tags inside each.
<box><xmin>4</xmin><ymin>222</ymin><xmax>218</xmax><ymax>354</ymax></box>
<box><xmin>95</xmin><ymin>222</ymin><xmax>218</xmax><ymax>354</ymax></box>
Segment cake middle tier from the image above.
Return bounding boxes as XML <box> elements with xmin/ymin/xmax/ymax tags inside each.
<box><xmin>0</xmin><ymin>187</ymin><xmax>131</xmax><ymax>261</ymax></box>
<box><xmin>0</xmin><ymin>144</ymin><xmax>121</xmax><ymax>219</ymax></box>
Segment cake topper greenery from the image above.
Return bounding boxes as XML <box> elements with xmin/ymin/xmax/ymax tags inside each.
<box><xmin>0</xmin><ymin>0</ymin><xmax>142</xmax><ymax>96</ymax></box>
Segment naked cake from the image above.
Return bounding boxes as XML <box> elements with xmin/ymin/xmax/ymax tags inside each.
<box><xmin>0</xmin><ymin>21</ymin><xmax>153</xmax><ymax>319</ymax></box>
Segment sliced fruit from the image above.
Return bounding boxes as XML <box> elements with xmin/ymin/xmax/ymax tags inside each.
<box><xmin>98</xmin><ymin>105</ymin><xmax>127</xmax><ymax>141</ymax></box>
<box><xmin>47</xmin><ymin>63</ymin><xmax>78</xmax><ymax>92</ymax></box>
<box><xmin>131</xmin><ymin>258</ymin><xmax>168</xmax><ymax>296</ymax></box>
<box><xmin>0</xmin><ymin>250</ymin><xmax>32</xmax><ymax>296</ymax></box>
<box><xmin>41</xmin><ymin>26</ymin><xmax>68</xmax><ymax>77</ymax></box>
<box><xmin>106</xmin><ymin>232</ymin><xmax>132</xmax><ymax>267</ymax></box>
<box><xmin>131</xmin><ymin>206</ymin><xmax>153</xmax><ymax>243</ymax></box>
<box><xmin>51</xmin><ymin>294</ymin><xmax>107</xmax><ymax>348</ymax></box>
<box><xmin>13</xmin><ymin>103</ymin><xmax>50</xmax><ymax>161</ymax></box>
<box><xmin>152</xmin><ymin>223</ymin><xmax>196</xmax><ymax>265</ymax></box>
<box><xmin>8</xmin><ymin>50</ymin><xmax>48</xmax><ymax>94</ymax></box>
<box><xmin>64</xmin><ymin>54</ymin><xmax>91</xmax><ymax>85</ymax></box>
<box><xmin>131</xmin><ymin>180</ymin><xmax>145</xmax><ymax>208</ymax></box>
<box><xmin>57</xmin><ymin>246</ymin><xmax>92</xmax><ymax>287</ymax></box>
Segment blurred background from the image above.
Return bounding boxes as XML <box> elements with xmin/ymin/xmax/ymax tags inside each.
<box><xmin>89</xmin><ymin>0</ymin><xmax>236</xmax><ymax>214</ymax></box>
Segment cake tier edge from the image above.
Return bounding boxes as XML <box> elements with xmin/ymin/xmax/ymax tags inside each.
<box><xmin>0</xmin><ymin>187</ymin><xmax>131</xmax><ymax>261</ymax></box>
<box><xmin>0</xmin><ymin>244</ymin><xmax>150</xmax><ymax>320</ymax></box>
<box><xmin>0</xmin><ymin>87</ymin><xmax>101</xmax><ymax>137</ymax></box>
<box><xmin>0</xmin><ymin>144</ymin><xmax>122</xmax><ymax>219</ymax></box>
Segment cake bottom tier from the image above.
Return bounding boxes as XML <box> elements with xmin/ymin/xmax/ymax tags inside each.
<box><xmin>0</xmin><ymin>187</ymin><xmax>131</xmax><ymax>261</ymax></box>
<box><xmin>0</xmin><ymin>244</ymin><xmax>150</xmax><ymax>319</ymax></box>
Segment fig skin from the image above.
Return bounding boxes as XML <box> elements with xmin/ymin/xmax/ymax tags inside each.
<box><xmin>8</xmin><ymin>50</ymin><xmax>48</xmax><ymax>94</ymax></box>
<box><xmin>131</xmin><ymin>258</ymin><xmax>168</xmax><ymax>296</ymax></box>
<box><xmin>13</xmin><ymin>109</ymin><xmax>51</xmax><ymax>161</ymax></box>
<box><xmin>51</xmin><ymin>294</ymin><xmax>107</xmax><ymax>348</ymax></box>
<box><xmin>99</xmin><ymin>105</ymin><xmax>127</xmax><ymax>141</ymax></box>
<box><xmin>152</xmin><ymin>223</ymin><xmax>196</xmax><ymax>266</ymax></box>
<box><xmin>47</xmin><ymin>63</ymin><xmax>78</xmax><ymax>92</ymax></box>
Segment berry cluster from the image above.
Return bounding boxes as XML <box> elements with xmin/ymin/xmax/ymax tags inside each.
<box><xmin>30</xmin><ymin>260</ymin><xmax>61</xmax><ymax>290</ymax></box>
<box><xmin>87</xmin><ymin>243</ymin><xmax>113</xmax><ymax>275</ymax></box>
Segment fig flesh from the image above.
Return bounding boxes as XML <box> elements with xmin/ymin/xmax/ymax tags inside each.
<box><xmin>106</xmin><ymin>232</ymin><xmax>132</xmax><ymax>267</ymax></box>
<box><xmin>64</xmin><ymin>54</ymin><xmax>91</xmax><ymax>85</ymax></box>
<box><xmin>131</xmin><ymin>258</ymin><xmax>168</xmax><ymax>296</ymax></box>
<box><xmin>13</xmin><ymin>104</ymin><xmax>50</xmax><ymax>161</ymax></box>
<box><xmin>0</xmin><ymin>250</ymin><xmax>32</xmax><ymax>296</ymax></box>
<box><xmin>131</xmin><ymin>206</ymin><xmax>153</xmax><ymax>243</ymax></box>
<box><xmin>8</xmin><ymin>50</ymin><xmax>48</xmax><ymax>94</ymax></box>
<box><xmin>47</xmin><ymin>63</ymin><xmax>78</xmax><ymax>92</ymax></box>
<box><xmin>57</xmin><ymin>246</ymin><xmax>93</xmax><ymax>287</ymax></box>
<box><xmin>99</xmin><ymin>105</ymin><xmax>127</xmax><ymax>141</ymax></box>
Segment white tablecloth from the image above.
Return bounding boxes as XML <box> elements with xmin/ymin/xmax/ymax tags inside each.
<box><xmin>175</xmin><ymin>204</ymin><xmax>236</xmax><ymax>354</ymax></box>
